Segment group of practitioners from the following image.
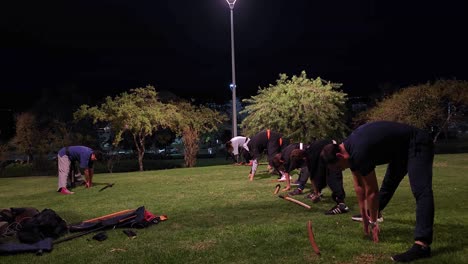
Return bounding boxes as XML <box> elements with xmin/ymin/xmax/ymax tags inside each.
<box><xmin>56</xmin><ymin>120</ymin><xmax>434</xmax><ymax>262</ymax></box>
<box><xmin>225</xmin><ymin>130</ymin><xmax>351</xmax><ymax>215</ymax></box>
<box><xmin>226</xmin><ymin>121</ymin><xmax>435</xmax><ymax>262</ymax></box>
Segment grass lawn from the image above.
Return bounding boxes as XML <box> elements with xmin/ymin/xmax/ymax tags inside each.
<box><xmin>1</xmin><ymin>153</ymin><xmax>467</xmax><ymax>263</ymax></box>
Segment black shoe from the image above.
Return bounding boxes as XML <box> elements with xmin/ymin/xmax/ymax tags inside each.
<box><xmin>351</xmin><ymin>211</ymin><xmax>384</xmax><ymax>222</ymax></box>
<box><xmin>325</xmin><ymin>203</ymin><xmax>349</xmax><ymax>215</ymax></box>
<box><xmin>288</xmin><ymin>188</ymin><xmax>303</xmax><ymax>196</ymax></box>
<box><xmin>74</xmin><ymin>178</ymin><xmax>86</xmax><ymax>186</ymax></box>
<box><xmin>305</xmin><ymin>192</ymin><xmax>322</xmax><ymax>203</ymax></box>
<box><xmin>391</xmin><ymin>244</ymin><xmax>431</xmax><ymax>262</ymax></box>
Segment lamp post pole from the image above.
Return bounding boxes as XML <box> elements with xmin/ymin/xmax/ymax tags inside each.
<box><xmin>226</xmin><ymin>0</ymin><xmax>237</xmax><ymax>137</ymax></box>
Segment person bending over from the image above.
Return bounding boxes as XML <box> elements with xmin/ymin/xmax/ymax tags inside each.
<box><xmin>246</xmin><ymin>130</ymin><xmax>285</xmax><ymax>181</ymax></box>
<box><xmin>225</xmin><ymin>136</ymin><xmax>250</xmax><ymax>164</ymax></box>
<box><xmin>321</xmin><ymin>121</ymin><xmax>434</xmax><ymax>262</ymax></box>
<box><xmin>57</xmin><ymin>146</ymin><xmax>100</xmax><ymax>194</ymax></box>
<box><xmin>277</xmin><ymin>139</ymin><xmax>349</xmax><ymax>215</ymax></box>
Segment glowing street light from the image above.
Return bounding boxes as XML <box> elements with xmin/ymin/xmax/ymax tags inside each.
<box><xmin>226</xmin><ymin>0</ymin><xmax>238</xmax><ymax>137</ymax></box>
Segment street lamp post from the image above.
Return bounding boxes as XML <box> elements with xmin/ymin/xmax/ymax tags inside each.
<box><xmin>226</xmin><ymin>0</ymin><xmax>237</xmax><ymax>137</ymax></box>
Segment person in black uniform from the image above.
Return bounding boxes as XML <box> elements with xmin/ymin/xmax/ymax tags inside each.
<box><xmin>274</xmin><ymin>139</ymin><xmax>349</xmax><ymax>215</ymax></box>
<box><xmin>246</xmin><ymin>130</ymin><xmax>285</xmax><ymax>181</ymax></box>
<box><xmin>320</xmin><ymin>121</ymin><xmax>434</xmax><ymax>262</ymax></box>
<box><xmin>271</xmin><ymin>142</ymin><xmax>305</xmax><ymax>182</ymax></box>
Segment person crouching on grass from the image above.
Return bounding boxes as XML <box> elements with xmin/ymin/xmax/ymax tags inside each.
<box><xmin>225</xmin><ymin>136</ymin><xmax>251</xmax><ymax>164</ymax></box>
<box><xmin>271</xmin><ymin>142</ymin><xmax>305</xmax><ymax>183</ymax></box>
<box><xmin>320</xmin><ymin>121</ymin><xmax>434</xmax><ymax>262</ymax></box>
<box><xmin>245</xmin><ymin>129</ymin><xmax>285</xmax><ymax>181</ymax></box>
<box><xmin>57</xmin><ymin>146</ymin><xmax>100</xmax><ymax>195</ymax></box>
<box><xmin>274</xmin><ymin>139</ymin><xmax>349</xmax><ymax>215</ymax></box>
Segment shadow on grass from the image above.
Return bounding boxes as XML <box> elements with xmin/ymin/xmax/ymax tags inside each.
<box><xmin>379</xmin><ymin>218</ymin><xmax>466</xmax><ymax>258</ymax></box>
<box><xmin>255</xmin><ymin>171</ymin><xmax>278</xmax><ymax>180</ymax></box>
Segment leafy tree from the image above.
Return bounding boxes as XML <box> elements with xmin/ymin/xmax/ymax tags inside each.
<box><xmin>39</xmin><ymin>119</ymin><xmax>92</xmax><ymax>152</ymax></box>
<box><xmin>241</xmin><ymin>71</ymin><xmax>348</xmax><ymax>142</ymax></box>
<box><xmin>9</xmin><ymin>112</ymin><xmax>89</xmax><ymax>172</ymax></box>
<box><xmin>0</xmin><ymin>143</ymin><xmax>8</xmax><ymax>176</ymax></box>
<box><xmin>11</xmin><ymin>112</ymin><xmax>37</xmax><ymax>163</ymax></box>
<box><xmin>173</xmin><ymin>101</ymin><xmax>227</xmax><ymax>167</ymax></box>
<box><xmin>0</xmin><ymin>144</ymin><xmax>6</xmax><ymax>161</ymax></box>
<box><xmin>356</xmin><ymin>79</ymin><xmax>468</xmax><ymax>142</ymax></box>
<box><xmin>149</xmin><ymin>128</ymin><xmax>176</xmax><ymax>152</ymax></box>
<box><xmin>74</xmin><ymin>85</ymin><xmax>178</xmax><ymax>171</ymax></box>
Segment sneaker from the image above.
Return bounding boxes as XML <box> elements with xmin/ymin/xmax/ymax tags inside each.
<box><xmin>325</xmin><ymin>203</ymin><xmax>349</xmax><ymax>215</ymax></box>
<box><xmin>391</xmin><ymin>244</ymin><xmax>431</xmax><ymax>262</ymax></box>
<box><xmin>351</xmin><ymin>211</ymin><xmax>383</xmax><ymax>222</ymax></box>
<box><xmin>278</xmin><ymin>175</ymin><xmax>292</xmax><ymax>182</ymax></box>
<box><xmin>305</xmin><ymin>192</ymin><xmax>322</xmax><ymax>203</ymax></box>
<box><xmin>288</xmin><ymin>188</ymin><xmax>303</xmax><ymax>196</ymax></box>
<box><xmin>59</xmin><ymin>187</ymin><xmax>74</xmax><ymax>195</ymax></box>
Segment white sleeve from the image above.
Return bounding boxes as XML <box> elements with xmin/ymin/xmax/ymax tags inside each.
<box><xmin>251</xmin><ymin>159</ymin><xmax>258</xmax><ymax>175</ymax></box>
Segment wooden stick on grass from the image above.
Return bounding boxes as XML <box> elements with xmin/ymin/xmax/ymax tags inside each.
<box><xmin>278</xmin><ymin>195</ymin><xmax>311</xmax><ymax>209</ymax></box>
<box><xmin>307</xmin><ymin>220</ymin><xmax>321</xmax><ymax>256</ymax></box>
<box><xmin>274</xmin><ymin>184</ymin><xmax>281</xmax><ymax>194</ymax></box>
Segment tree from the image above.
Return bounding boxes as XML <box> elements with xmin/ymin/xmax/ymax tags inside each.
<box><xmin>356</xmin><ymin>79</ymin><xmax>468</xmax><ymax>142</ymax></box>
<box><xmin>149</xmin><ymin>128</ymin><xmax>176</xmax><ymax>152</ymax></box>
<box><xmin>74</xmin><ymin>86</ymin><xmax>178</xmax><ymax>171</ymax></box>
<box><xmin>10</xmin><ymin>112</ymin><xmax>89</xmax><ymax>171</ymax></box>
<box><xmin>240</xmin><ymin>71</ymin><xmax>348</xmax><ymax>142</ymax></box>
<box><xmin>0</xmin><ymin>144</ymin><xmax>6</xmax><ymax>162</ymax></box>
<box><xmin>11</xmin><ymin>112</ymin><xmax>37</xmax><ymax>163</ymax></box>
<box><xmin>0</xmin><ymin>143</ymin><xmax>8</xmax><ymax>176</ymax></box>
<box><xmin>173</xmin><ymin>101</ymin><xmax>227</xmax><ymax>167</ymax></box>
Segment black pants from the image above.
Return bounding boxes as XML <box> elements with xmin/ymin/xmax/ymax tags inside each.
<box><xmin>378</xmin><ymin>130</ymin><xmax>434</xmax><ymax>244</ymax></box>
<box><xmin>298</xmin><ymin>163</ymin><xmax>346</xmax><ymax>204</ymax></box>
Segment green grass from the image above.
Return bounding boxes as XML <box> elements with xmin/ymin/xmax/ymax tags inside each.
<box><xmin>1</xmin><ymin>154</ymin><xmax>467</xmax><ymax>263</ymax></box>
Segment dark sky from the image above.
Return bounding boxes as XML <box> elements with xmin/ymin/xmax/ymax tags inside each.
<box><xmin>1</xmin><ymin>0</ymin><xmax>467</xmax><ymax>111</ymax></box>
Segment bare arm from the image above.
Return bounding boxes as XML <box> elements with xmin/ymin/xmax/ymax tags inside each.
<box><xmin>353</xmin><ymin>169</ymin><xmax>380</xmax><ymax>242</ymax></box>
<box><xmin>84</xmin><ymin>168</ymin><xmax>94</xmax><ymax>188</ymax></box>
<box><xmin>283</xmin><ymin>171</ymin><xmax>291</xmax><ymax>191</ymax></box>
<box><xmin>361</xmin><ymin>170</ymin><xmax>379</xmax><ymax>223</ymax></box>
<box><xmin>352</xmin><ymin>171</ymin><xmax>368</xmax><ymax>228</ymax></box>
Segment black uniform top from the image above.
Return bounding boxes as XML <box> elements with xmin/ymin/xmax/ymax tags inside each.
<box><xmin>247</xmin><ymin>130</ymin><xmax>284</xmax><ymax>160</ymax></box>
<box><xmin>280</xmin><ymin>143</ymin><xmax>300</xmax><ymax>173</ymax></box>
<box><xmin>303</xmin><ymin>139</ymin><xmax>333</xmax><ymax>174</ymax></box>
<box><xmin>343</xmin><ymin>121</ymin><xmax>418</xmax><ymax>176</ymax></box>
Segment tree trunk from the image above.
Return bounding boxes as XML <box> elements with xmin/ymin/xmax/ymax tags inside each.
<box><xmin>182</xmin><ymin>128</ymin><xmax>199</xmax><ymax>167</ymax></box>
<box><xmin>107</xmin><ymin>158</ymin><xmax>114</xmax><ymax>173</ymax></box>
<box><xmin>433</xmin><ymin>112</ymin><xmax>453</xmax><ymax>143</ymax></box>
<box><xmin>133</xmin><ymin>133</ymin><xmax>145</xmax><ymax>171</ymax></box>
<box><xmin>138</xmin><ymin>151</ymin><xmax>144</xmax><ymax>171</ymax></box>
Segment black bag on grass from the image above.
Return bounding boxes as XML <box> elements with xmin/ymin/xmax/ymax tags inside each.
<box><xmin>0</xmin><ymin>238</ymin><xmax>53</xmax><ymax>255</ymax></box>
<box><xmin>17</xmin><ymin>209</ymin><xmax>68</xmax><ymax>243</ymax></box>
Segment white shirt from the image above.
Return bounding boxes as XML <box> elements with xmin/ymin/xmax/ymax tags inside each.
<box><xmin>230</xmin><ymin>136</ymin><xmax>248</xmax><ymax>155</ymax></box>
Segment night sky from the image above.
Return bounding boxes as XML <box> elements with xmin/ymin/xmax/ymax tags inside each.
<box><xmin>1</xmin><ymin>0</ymin><xmax>467</xmax><ymax>110</ymax></box>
